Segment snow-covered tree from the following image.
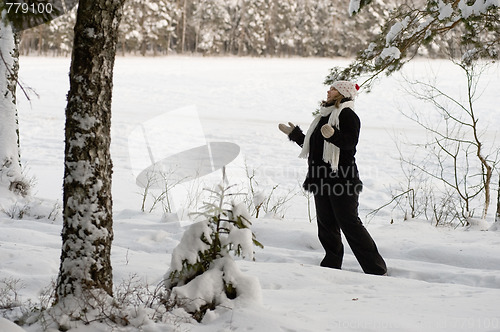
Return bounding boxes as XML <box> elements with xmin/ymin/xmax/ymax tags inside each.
<box><xmin>1</xmin><ymin>1</ymin><xmax>78</xmax><ymax>195</ymax></box>
<box><xmin>46</xmin><ymin>8</ymin><xmax>77</xmax><ymax>56</ymax></box>
<box><xmin>0</xmin><ymin>11</ymin><xmax>29</xmax><ymax>196</ymax></box>
<box><xmin>17</xmin><ymin>0</ymin><xmax>480</xmax><ymax>58</ymax></box>
<box><xmin>148</xmin><ymin>0</ymin><xmax>178</xmax><ymax>55</ymax></box>
<box><xmin>265</xmin><ymin>0</ymin><xmax>296</xmax><ymax>56</ymax></box>
<box><xmin>17</xmin><ymin>0</ymin><xmax>429</xmax><ymax>58</ymax></box>
<box><xmin>328</xmin><ymin>0</ymin><xmax>499</xmax><ymax>87</ymax></box>
<box><xmin>235</xmin><ymin>0</ymin><xmax>268</xmax><ymax>55</ymax></box>
<box><xmin>165</xmin><ymin>183</ymin><xmax>263</xmax><ymax>321</ymax></box>
<box><xmin>55</xmin><ymin>0</ymin><xmax>125</xmax><ymax>308</ymax></box>
<box><xmin>17</xmin><ymin>4</ymin><xmax>77</xmax><ymax>56</ymax></box>
<box><xmin>119</xmin><ymin>0</ymin><xmax>176</xmax><ymax>55</ymax></box>
<box><xmin>191</xmin><ymin>0</ymin><xmax>231</xmax><ymax>54</ymax></box>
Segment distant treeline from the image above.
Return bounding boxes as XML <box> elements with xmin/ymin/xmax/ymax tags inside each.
<box><xmin>18</xmin><ymin>0</ymin><xmax>456</xmax><ymax>57</ymax></box>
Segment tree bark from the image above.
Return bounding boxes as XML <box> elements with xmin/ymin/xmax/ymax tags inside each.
<box><xmin>181</xmin><ymin>0</ymin><xmax>187</xmax><ymax>53</ymax></box>
<box><xmin>56</xmin><ymin>0</ymin><xmax>125</xmax><ymax>301</ymax></box>
<box><xmin>496</xmin><ymin>177</ymin><xmax>500</xmax><ymax>223</ymax></box>
<box><xmin>0</xmin><ymin>23</ymin><xmax>27</xmax><ymax>196</ymax></box>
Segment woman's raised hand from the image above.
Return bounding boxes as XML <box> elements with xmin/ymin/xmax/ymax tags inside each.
<box><xmin>278</xmin><ymin>122</ymin><xmax>296</xmax><ymax>135</ymax></box>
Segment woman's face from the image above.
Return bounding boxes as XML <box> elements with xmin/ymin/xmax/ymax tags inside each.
<box><xmin>327</xmin><ymin>86</ymin><xmax>340</xmax><ymax>102</ymax></box>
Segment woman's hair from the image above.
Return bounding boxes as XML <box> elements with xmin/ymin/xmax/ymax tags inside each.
<box><xmin>322</xmin><ymin>93</ymin><xmax>345</xmax><ymax>108</ymax></box>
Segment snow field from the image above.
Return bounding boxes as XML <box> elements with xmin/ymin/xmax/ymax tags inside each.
<box><xmin>0</xmin><ymin>56</ymin><xmax>498</xmax><ymax>331</ymax></box>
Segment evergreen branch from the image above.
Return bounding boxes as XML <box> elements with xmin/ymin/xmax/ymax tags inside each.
<box><xmin>328</xmin><ymin>1</ymin><xmax>499</xmax><ymax>88</ymax></box>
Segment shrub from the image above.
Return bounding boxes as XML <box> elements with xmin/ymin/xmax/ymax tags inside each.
<box><xmin>164</xmin><ymin>183</ymin><xmax>263</xmax><ymax>321</ymax></box>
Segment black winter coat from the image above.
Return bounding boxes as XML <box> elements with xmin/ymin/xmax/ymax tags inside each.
<box><xmin>289</xmin><ymin>101</ymin><xmax>362</xmax><ymax>195</ymax></box>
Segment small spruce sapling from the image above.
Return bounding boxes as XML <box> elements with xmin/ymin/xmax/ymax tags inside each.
<box><xmin>164</xmin><ymin>182</ymin><xmax>263</xmax><ymax>321</ymax></box>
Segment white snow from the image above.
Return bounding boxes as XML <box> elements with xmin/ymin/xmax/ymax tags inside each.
<box><xmin>0</xmin><ymin>56</ymin><xmax>499</xmax><ymax>331</ymax></box>
<box><xmin>168</xmin><ymin>220</ymin><xmax>212</xmax><ymax>273</ymax></box>
<box><xmin>437</xmin><ymin>0</ymin><xmax>454</xmax><ymax>20</ymax></box>
<box><xmin>348</xmin><ymin>0</ymin><xmax>361</xmax><ymax>16</ymax></box>
<box><xmin>171</xmin><ymin>257</ymin><xmax>261</xmax><ymax>315</ymax></box>
<box><xmin>379</xmin><ymin>46</ymin><xmax>401</xmax><ymax>60</ymax></box>
<box><xmin>0</xmin><ymin>317</ymin><xmax>26</xmax><ymax>332</ymax></box>
<box><xmin>458</xmin><ymin>0</ymin><xmax>499</xmax><ymax>18</ymax></box>
<box><xmin>385</xmin><ymin>17</ymin><xmax>410</xmax><ymax>45</ymax></box>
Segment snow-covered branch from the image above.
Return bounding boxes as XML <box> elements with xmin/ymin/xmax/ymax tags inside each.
<box><xmin>330</xmin><ymin>0</ymin><xmax>499</xmax><ymax>88</ymax></box>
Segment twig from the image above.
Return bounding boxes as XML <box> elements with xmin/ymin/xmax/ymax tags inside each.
<box><xmin>366</xmin><ymin>189</ymin><xmax>414</xmax><ymax>222</ymax></box>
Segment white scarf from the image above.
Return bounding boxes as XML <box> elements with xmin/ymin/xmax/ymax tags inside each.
<box><xmin>299</xmin><ymin>100</ymin><xmax>355</xmax><ymax>171</ymax></box>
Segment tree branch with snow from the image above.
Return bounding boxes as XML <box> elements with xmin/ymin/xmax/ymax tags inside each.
<box><xmin>332</xmin><ymin>0</ymin><xmax>499</xmax><ymax>88</ymax></box>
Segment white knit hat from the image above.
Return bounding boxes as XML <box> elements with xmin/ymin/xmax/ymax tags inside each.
<box><xmin>331</xmin><ymin>81</ymin><xmax>360</xmax><ymax>99</ymax></box>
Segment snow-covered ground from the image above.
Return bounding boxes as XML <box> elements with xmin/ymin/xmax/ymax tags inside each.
<box><xmin>1</xmin><ymin>56</ymin><xmax>500</xmax><ymax>331</ymax></box>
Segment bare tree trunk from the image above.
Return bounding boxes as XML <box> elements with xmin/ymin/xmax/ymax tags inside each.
<box><xmin>237</xmin><ymin>1</ymin><xmax>246</xmax><ymax>56</ymax></box>
<box><xmin>181</xmin><ymin>0</ymin><xmax>187</xmax><ymax>53</ymax></box>
<box><xmin>37</xmin><ymin>25</ymin><xmax>43</xmax><ymax>55</ymax></box>
<box><xmin>56</xmin><ymin>0</ymin><xmax>125</xmax><ymax>302</ymax></box>
<box><xmin>496</xmin><ymin>177</ymin><xmax>500</xmax><ymax>223</ymax></box>
<box><xmin>0</xmin><ymin>23</ymin><xmax>28</xmax><ymax>196</ymax></box>
<box><xmin>166</xmin><ymin>31</ymin><xmax>172</xmax><ymax>55</ymax></box>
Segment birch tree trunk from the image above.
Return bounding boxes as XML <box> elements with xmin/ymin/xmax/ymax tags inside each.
<box><xmin>56</xmin><ymin>0</ymin><xmax>125</xmax><ymax>301</ymax></box>
<box><xmin>0</xmin><ymin>22</ymin><xmax>28</xmax><ymax>196</ymax></box>
<box><xmin>496</xmin><ymin>178</ymin><xmax>500</xmax><ymax>223</ymax></box>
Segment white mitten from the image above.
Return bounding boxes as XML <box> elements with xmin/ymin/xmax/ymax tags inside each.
<box><xmin>278</xmin><ymin>122</ymin><xmax>296</xmax><ymax>135</ymax></box>
<box><xmin>321</xmin><ymin>124</ymin><xmax>335</xmax><ymax>138</ymax></box>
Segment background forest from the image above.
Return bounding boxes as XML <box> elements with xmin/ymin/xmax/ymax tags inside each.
<box><xmin>18</xmin><ymin>0</ymin><xmax>457</xmax><ymax>57</ymax></box>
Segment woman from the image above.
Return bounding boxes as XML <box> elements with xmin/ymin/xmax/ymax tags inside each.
<box><xmin>279</xmin><ymin>81</ymin><xmax>387</xmax><ymax>275</ymax></box>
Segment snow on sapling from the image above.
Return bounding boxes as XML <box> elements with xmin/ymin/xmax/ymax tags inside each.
<box><xmin>164</xmin><ymin>183</ymin><xmax>263</xmax><ymax>321</ymax></box>
<box><xmin>252</xmin><ymin>190</ymin><xmax>266</xmax><ymax>218</ymax></box>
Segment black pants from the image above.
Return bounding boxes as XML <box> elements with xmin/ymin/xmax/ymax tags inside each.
<box><xmin>314</xmin><ymin>188</ymin><xmax>387</xmax><ymax>275</ymax></box>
